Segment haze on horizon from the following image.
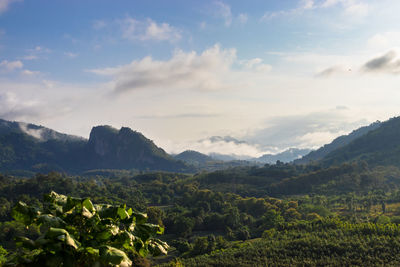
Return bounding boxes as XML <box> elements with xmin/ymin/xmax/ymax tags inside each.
<box><xmin>1</xmin><ymin>0</ymin><xmax>400</xmax><ymax>157</ymax></box>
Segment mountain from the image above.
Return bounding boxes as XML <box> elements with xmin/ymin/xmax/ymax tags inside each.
<box><xmin>209</xmin><ymin>153</ymin><xmax>253</xmax><ymax>161</ymax></box>
<box><xmin>319</xmin><ymin>117</ymin><xmax>400</xmax><ymax>167</ymax></box>
<box><xmin>254</xmin><ymin>148</ymin><xmax>311</xmax><ymax>164</ymax></box>
<box><xmin>207</xmin><ymin>136</ymin><xmax>247</xmax><ymax>145</ymax></box>
<box><xmin>0</xmin><ymin>119</ymin><xmax>84</xmax><ymax>142</ymax></box>
<box><xmin>294</xmin><ymin>121</ymin><xmax>381</xmax><ymax>164</ymax></box>
<box><xmin>174</xmin><ymin>150</ymin><xmax>214</xmax><ymax>165</ymax></box>
<box><xmin>85</xmin><ymin>126</ymin><xmax>188</xmax><ymax>171</ymax></box>
<box><xmin>0</xmin><ymin>119</ymin><xmax>191</xmax><ymax>174</ymax></box>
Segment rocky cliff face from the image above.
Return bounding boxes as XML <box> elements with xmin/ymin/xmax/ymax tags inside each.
<box><xmin>86</xmin><ymin>125</ymin><xmax>189</xmax><ymax>171</ymax></box>
<box><xmin>88</xmin><ymin>126</ymin><xmax>118</xmax><ymax>156</ymax></box>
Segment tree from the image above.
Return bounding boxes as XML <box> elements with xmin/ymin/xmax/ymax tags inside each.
<box><xmin>7</xmin><ymin>191</ymin><xmax>168</xmax><ymax>266</ymax></box>
<box><xmin>0</xmin><ymin>245</ymin><xmax>7</xmax><ymax>265</ymax></box>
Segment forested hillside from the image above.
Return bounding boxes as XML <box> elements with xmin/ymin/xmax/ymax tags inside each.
<box><xmin>295</xmin><ymin>121</ymin><xmax>381</xmax><ymax>164</ymax></box>
<box><xmin>2</xmin><ymin>156</ymin><xmax>400</xmax><ymax>265</ymax></box>
<box><xmin>321</xmin><ymin>117</ymin><xmax>400</xmax><ymax>167</ymax></box>
<box><xmin>0</xmin><ymin>120</ymin><xmax>191</xmax><ymax>174</ymax></box>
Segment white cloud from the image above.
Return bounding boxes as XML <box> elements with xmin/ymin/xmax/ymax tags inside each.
<box><xmin>93</xmin><ymin>20</ymin><xmax>106</xmax><ymax>30</ymax></box>
<box><xmin>18</xmin><ymin>122</ymin><xmax>44</xmax><ymax>140</ymax></box>
<box><xmin>241</xmin><ymin>58</ymin><xmax>272</xmax><ymax>72</ymax></box>
<box><xmin>321</xmin><ymin>0</ymin><xmax>340</xmax><ymax>8</ymax></box>
<box><xmin>21</xmin><ymin>69</ymin><xmax>40</xmax><ymax>76</ymax></box>
<box><xmin>367</xmin><ymin>32</ymin><xmax>400</xmax><ymax>51</ymax></box>
<box><xmin>302</xmin><ymin>0</ymin><xmax>315</xmax><ymax>10</ymax></box>
<box><xmin>164</xmin><ymin>138</ymin><xmax>268</xmax><ymax>158</ymax></box>
<box><xmin>262</xmin><ymin>0</ymin><xmax>369</xmax><ymax>20</ymax></box>
<box><xmin>214</xmin><ymin>1</ymin><xmax>232</xmax><ymax>26</ymax></box>
<box><xmin>247</xmin><ymin>111</ymin><xmax>368</xmax><ymax>150</ymax></box>
<box><xmin>0</xmin><ymin>91</ymin><xmax>43</xmax><ymax>121</ymax></box>
<box><xmin>89</xmin><ymin>45</ymin><xmax>275</xmax><ymax>94</ymax></box>
<box><xmin>321</xmin><ymin>0</ymin><xmax>369</xmax><ymax>17</ymax></box>
<box><xmin>362</xmin><ymin>50</ymin><xmax>400</xmax><ymax>74</ymax></box>
<box><xmin>315</xmin><ymin>65</ymin><xmax>350</xmax><ymax>77</ymax></box>
<box><xmin>144</xmin><ymin>20</ymin><xmax>181</xmax><ymax>41</ymax></box>
<box><xmin>0</xmin><ymin>60</ymin><xmax>23</xmax><ymax>71</ymax></box>
<box><xmin>64</xmin><ymin>52</ymin><xmax>78</xmax><ymax>58</ymax></box>
<box><xmin>22</xmin><ymin>55</ymin><xmax>37</xmax><ymax>60</ymax></box>
<box><xmin>199</xmin><ymin>21</ymin><xmax>207</xmax><ymax>30</ymax></box>
<box><xmin>121</xmin><ymin>17</ymin><xmax>181</xmax><ymax>42</ymax></box>
<box><xmin>344</xmin><ymin>1</ymin><xmax>369</xmax><ymax>17</ymax></box>
<box><xmin>261</xmin><ymin>0</ymin><xmax>316</xmax><ymax>20</ymax></box>
<box><xmin>89</xmin><ymin>44</ymin><xmax>239</xmax><ymax>93</ymax></box>
<box><xmin>22</xmin><ymin>46</ymin><xmax>51</xmax><ymax>60</ymax></box>
<box><xmin>42</xmin><ymin>79</ymin><xmax>56</xmax><ymax>89</ymax></box>
<box><xmin>237</xmin><ymin>13</ymin><xmax>248</xmax><ymax>24</ymax></box>
<box><xmin>0</xmin><ymin>79</ymin><xmax>109</xmax><ymax>132</ymax></box>
<box><xmin>0</xmin><ymin>0</ymin><xmax>20</xmax><ymax>14</ymax></box>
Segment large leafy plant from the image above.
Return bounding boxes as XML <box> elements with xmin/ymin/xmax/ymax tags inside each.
<box><xmin>8</xmin><ymin>191</ymin><xmax>168</xmax><ymax>266</ymax></box>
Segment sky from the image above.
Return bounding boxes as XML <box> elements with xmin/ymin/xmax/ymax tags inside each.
<box><xmin>1</xmin><ymin>0</ymin><xmax>400</xmax><ymax>157</ymax></box>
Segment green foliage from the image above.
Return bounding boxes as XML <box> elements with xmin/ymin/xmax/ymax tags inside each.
<box><xmin>175</xmin><ymin>218</ymin><xmax>400</xmax><ymax>266</ymax></box>
<box><xmin>8</xmin><ymin>191</ymin><xmax>168</xmax><ymax>266</ymax></box>
<box><xmin>0</xmin><ymin>245</ymin><xmax>7</xmax><ymax>265</ymax></box>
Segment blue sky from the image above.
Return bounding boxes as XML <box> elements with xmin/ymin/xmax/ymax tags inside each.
<box><xmin>1</xmin><ymin>0</ymin><xmax>400</xmax><ymax>156</ymax></box>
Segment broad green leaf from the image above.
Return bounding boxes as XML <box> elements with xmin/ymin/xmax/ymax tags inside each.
<box><xmin>117</xmin><ymin>231</ymin><xmax>136</xmax><ymax>247</ymax></box>
<box><xmin>117</xmin><ymin>207</ymin><xmax>129</xmax><ymax>220</ymax></box>
<box><xmin>132</xmin><ymin>211</ymin><xmax>148</xmax><ymax>224</ymax></box>
<box><xmin>83</xmin><ymin>198</ymin><xmax>95</xmax><ymax>213</ymax></box>
<box><xmin>44</xmin><ymin>191</ymin><xmax>68</xmax><ymax>206</ymax></box>
<box><xmin>84</xmin><ymin>247</ymin><xmax>100</xmax><ymax>256</ymax></box>
<box><xmin>37</xmin><ymin>214</ymin><xmax>66</xmax><ymax>228</ymax></box>
<box><xmin>138</xmin><ymin>247</ymin><xmax>148</xmax><ymax>257</ymax></box>
<box><xmin>65</xmin><ymin>234</ymin><xmax>79</xmax><ymax>250</ymax></box>
<box><xmin>129</xmin><ymin>221</ymin><xmax>136</xmax><ymax>232</ymax></box>
<box><xmin>82</xmin><ymin>207</ymin><xmax>94</xmax><ymax>218</ymax></box>
<box><xmin>157</xmin><ymin>226</ymin><xmax>165</xmax><ymax>235</ymax></box>
<box><xmin>11</xmin><ymin>201</ymin><xmax>40</xmax><ymax>225</ymax></box>
<box><xmin>127</xmin><ymin>208</ymin><xmax>133</xmax><ymax>216</ymax></box>
<box><xmin>96</xmin><ymin>224</ymin><xmax>119</xmax><ymax>241</ymax></box>
<box><xmin>148</xmin><ymin>239</ymin><xmax>169</xmax><ymax>256</ymax></box>
<box><xmin>65</xmin><ymin>197</ymin><xmax>83</xmax><ymax>212</ymax></box>
<box><xmin>15</xmin><ymin>236</ymin><xmax>36</xmax><ymax>249</ymax></box>
<box><xmin>45</xmin><ymin>227</ymin><xmax>79</xmax><ymax>249</ymax></box>
<box><xmin>96</xmin><ymin>230</ymin><xmax>113</xmax><ymax>241</ymax></box>
<box><xmin>35</xmin><ymin>236</ymin><xmax>50</xmax><ymax>246</ymax></box>
<box><xmin>96</xmin><ymin>204</ymin><xmax>118</xmax><ymax>219</ymax></box>
<box><xmin>99</xmin><ymin>246</ymin><xmax>132</xmax><ymax>266</ymax></box>
<box><xmin>45</xmin><ymin>227</ymin><xmax>70</xmax><ymax>239</ymax></box>
<box><xmin>110</xmin><ymin>225</ymin><xmax>119</xmax><ymax>235</ymax></box>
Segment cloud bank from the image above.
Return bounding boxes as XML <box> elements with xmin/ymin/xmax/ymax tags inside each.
<box><xmin>246</xmin><ymin>111</ymin><xmax>368</xmax><ymax>150</ymax></box>
<box><xmin>90</xmin><ymin>44</ymin><xmax>238</xmax><ymax>93</ymax></box>
<box><xmin>120</xmin><ymin>17</ymin><xmax>181</xmax><ymax>42</ymax></box>
<box><xmin>362</xmin><ymin>50</ymin><xmax>400</xmax><ymax>74</ymax></box>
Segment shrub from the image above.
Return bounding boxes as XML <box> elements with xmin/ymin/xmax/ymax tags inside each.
<box><xmin>7</xmin><ymin>191</ymin><xmax>168</xmax><ymax>266</ymax></box>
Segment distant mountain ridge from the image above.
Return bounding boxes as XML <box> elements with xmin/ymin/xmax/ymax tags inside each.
<box><xmin>0</xmin><ymin>119</ymin><xmax>190</xmax><ymax>174</ymax></box>
<box><xmin>319</xmin><ymin>117</ymin><xmax>400</xmax><ymax>167</ymax></box>
<box><xmin>295</xmin><ymin>121</ymin><xmax>382</xmax><ymax>164</ymax></box>
<box><xmin>0</xmin><ymin>119</ymin><xmax>84</xmax><ymax>142</ymax></box>
<box><xmin>174</xmin><ymin>150</ymin><xmax>214</xmax><ymax>165</ymax></box>
<box><xmin>254</xmin><ymin>148</ymin><xmax>311</xmax><ymax>164</ymax></box>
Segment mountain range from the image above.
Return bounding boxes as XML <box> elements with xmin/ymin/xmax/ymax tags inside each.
<box><xmin>0</xmin><ymin>120</ymin><xmax>190</xmax><ymax>174</ymax></box>
<box><xmin>1</xmin><ymin>115</ymin><xmax>400</xmax><ymax>175</ymax></box>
